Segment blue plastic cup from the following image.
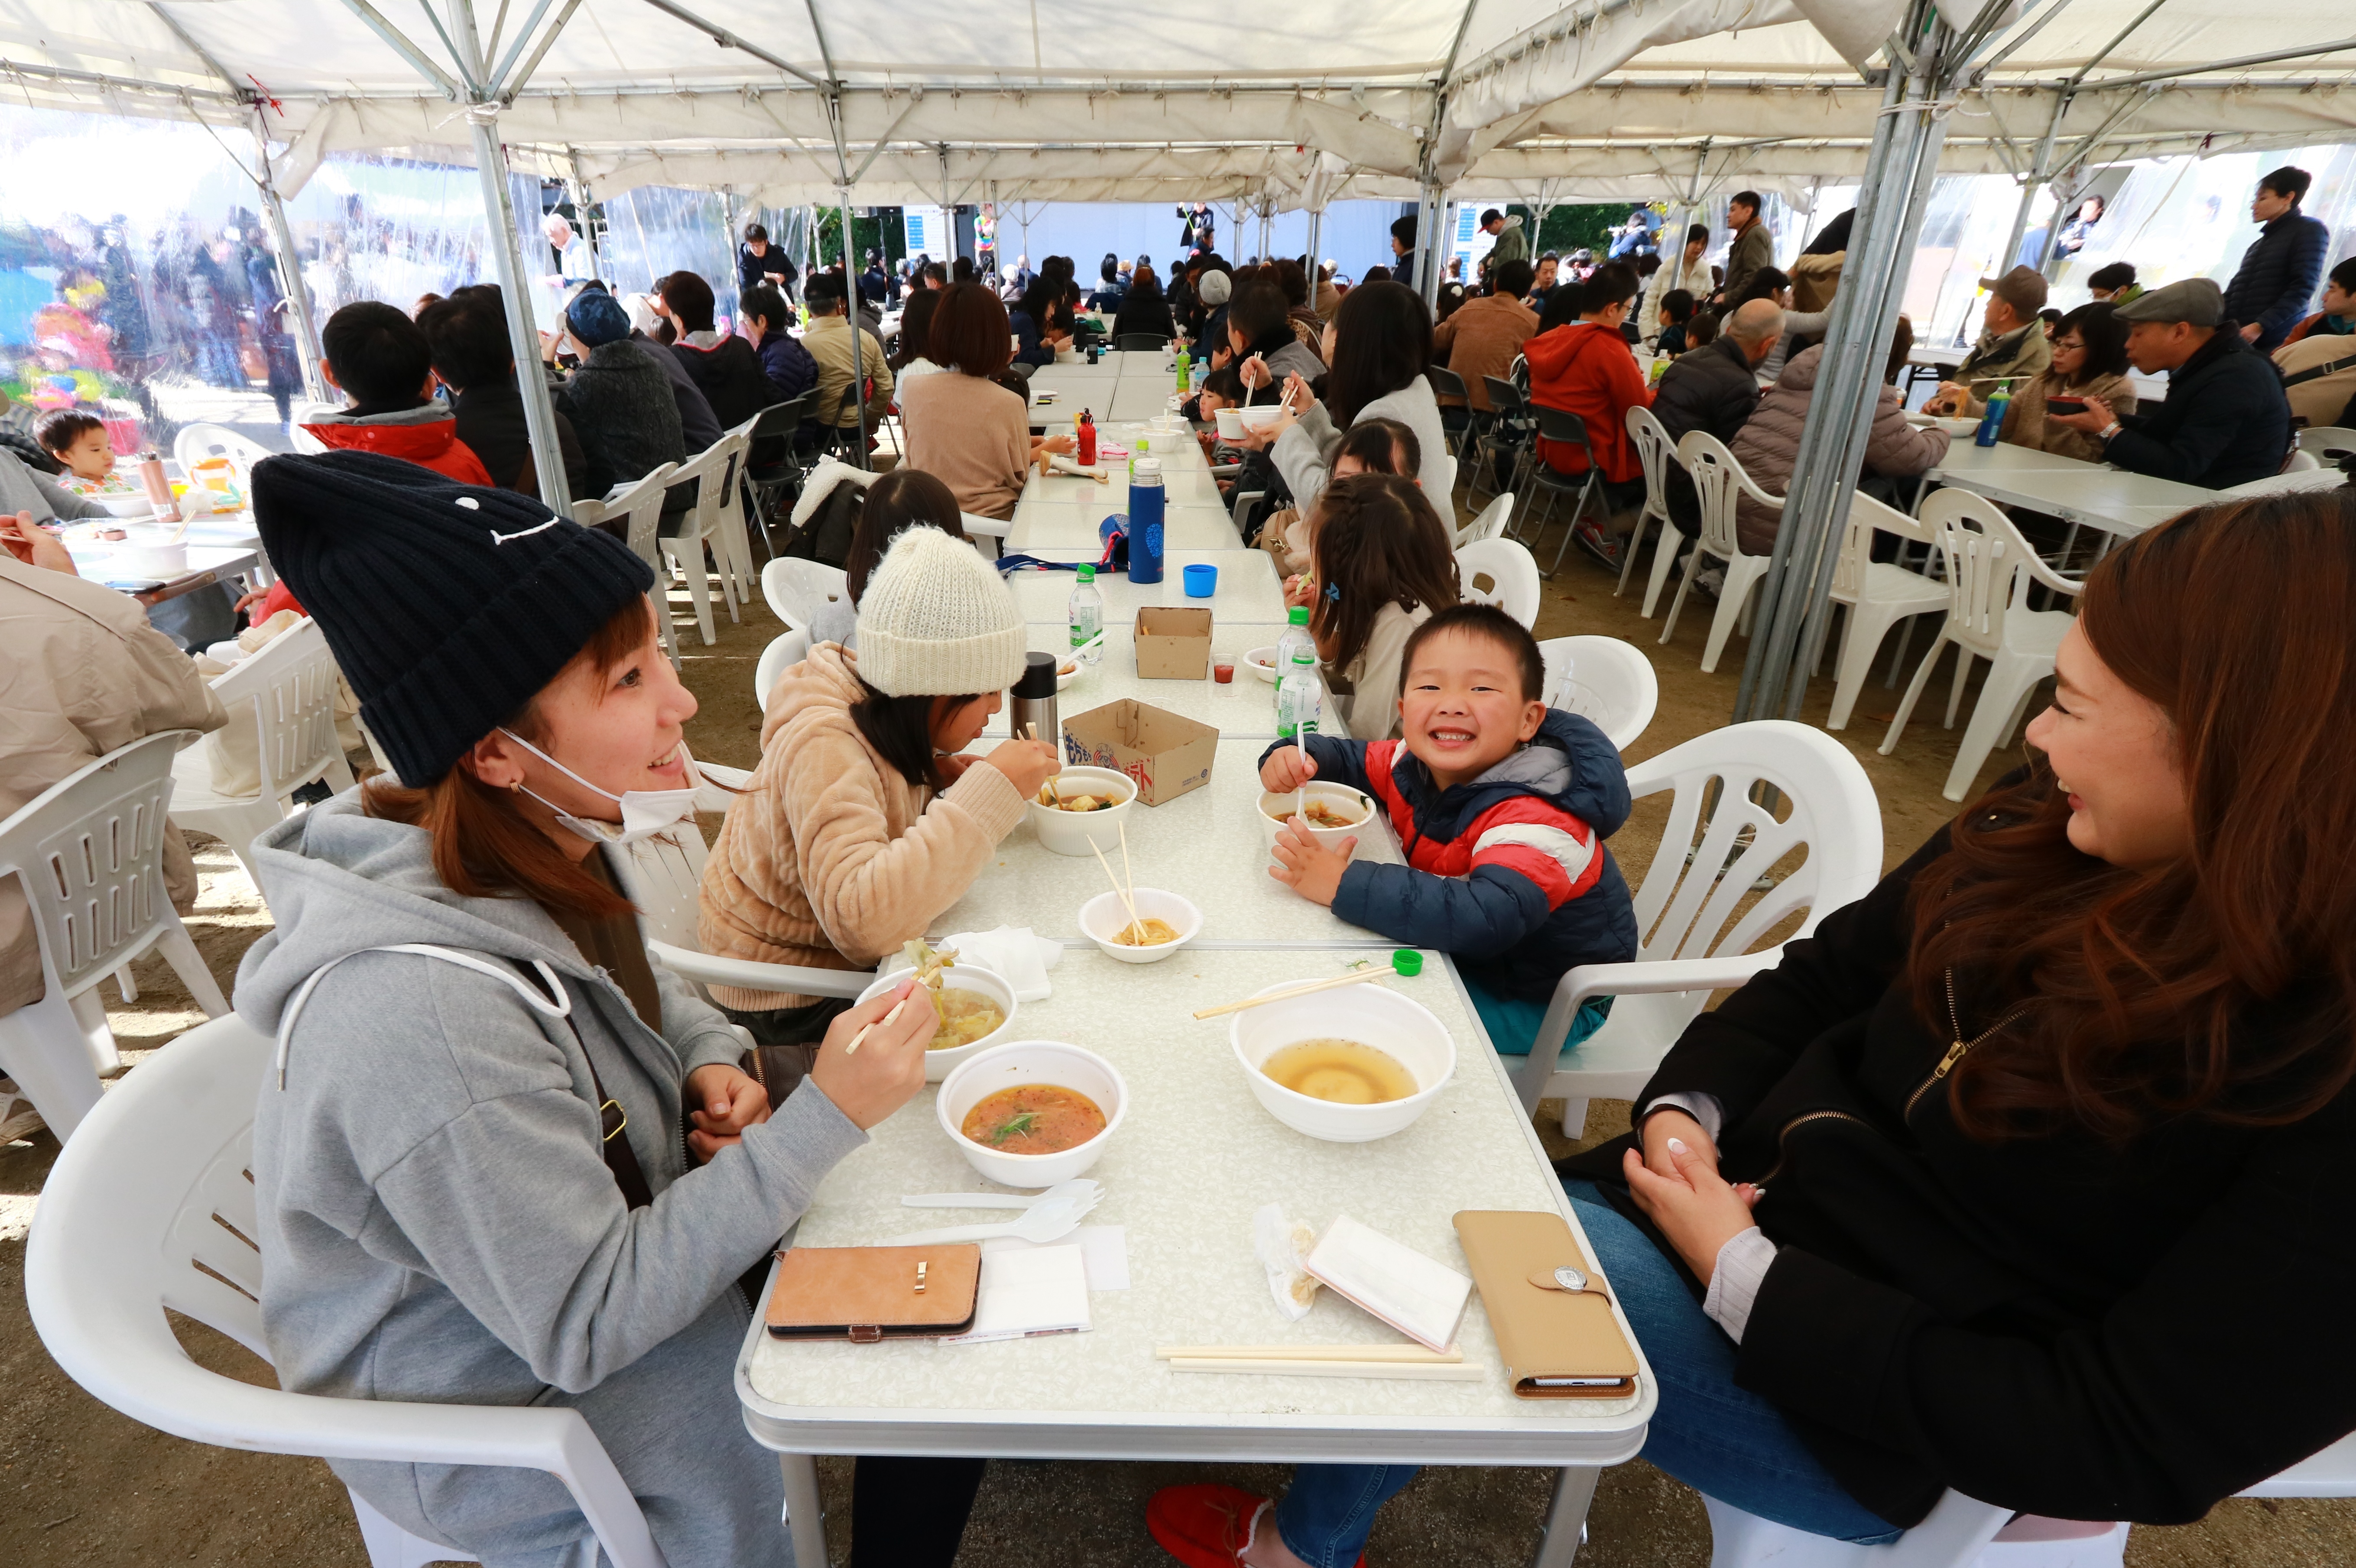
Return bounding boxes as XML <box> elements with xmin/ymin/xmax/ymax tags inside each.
<box><xmin>1182</xmin><ymin>563</ymin><xmax>1217</xmax><ymax>598</ymax></box>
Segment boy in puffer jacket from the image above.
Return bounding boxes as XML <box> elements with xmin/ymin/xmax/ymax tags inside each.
<box><xmin>1257</xmin><ymin>602</ymin><xmax>1637</xmax><ymax>1054</ymax></box>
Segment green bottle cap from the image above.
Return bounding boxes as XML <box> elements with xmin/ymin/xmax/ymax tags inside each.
<box><xmin>1392</xmin><ymin>949</ymin><xmax>1423</xmax><ymax>977</ymax></box>
<box><xmin>1077</xmin><ymin>564</ymin><xmax>1094</xmax><ymax>582</ymax></box>
<box><xmin>1288</xmin><ymin>606</ymin><xmax>1309</xmax><ymax>625</ymax></box>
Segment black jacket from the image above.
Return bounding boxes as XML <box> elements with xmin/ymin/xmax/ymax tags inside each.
<box><xmin>2103</xmin><ymin>327</ymin><xmax>2290</xmax><ymax>490</ymax></box>
<box><xmin>449</xmin><ymin>379</ymin><xmax>587</xmax><ymax>500</ymax></box>
<box><xmin>1651</xmin><ymin>336</ymin><xmax>1762</xmax><ymax>529</ymax></box>
<box><xmin>737</xmin><ymin>243</ymin><xmax>794</xmax><ymax>297</ymax></box>
<box><xmin>2221</xmin><ymin>209</ymin><xmax>2330</xmax><ymax>352</ymax></box>
<box><xmin>1112</xmin><ymin>292</ymin><xmax>1177</xmax><ymax>344</ymax></box>
<box><xmin>669</xmin><ymin>334</ymin><xmax>782</xmax><ymax>434</ymax></box>
<box><xmin>1565</xmin><ymin>800</ymin><xmax>2356</xmax><ymax>1529</ymax></box>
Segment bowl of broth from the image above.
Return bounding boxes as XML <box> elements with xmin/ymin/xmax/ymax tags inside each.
<box><xmin>1028</xmin><ymin>765</ymin><xmax>1138</xmax><ymax>857</ymax></box>
<box><xmin>1258</xmin><ymin>782</ymin><xmax>1377</xmax><ymax>859</ymax></box>
<box><xmin>938</xmin><ymin>1040</ymin><xmax>1129</xmax><ymax>1185</ymax></box>
<box><xmin>854</xmin><ymin>961</ymin><xmax>1019</xmax><ymax>1082</ymax></box>
<box><xmin>1229</xmin><ymin>978</ymin><xmax>1455</xmax><ymax>1142</ymax></box>
<box><xmin>1077</xmin><ymin>886</ymin><xmax>1201</xmax><ymax>964</ymax></box>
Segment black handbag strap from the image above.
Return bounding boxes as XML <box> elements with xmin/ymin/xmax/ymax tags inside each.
<box><xmin>515</xmin><ymin>961</ymin><xmax>655</xmax><ymax>1211</ymax></box>
<box><xmin>2282</xmin><ymin>349</ymin><xmax>2356</xmax><ymax>389</ymax></box>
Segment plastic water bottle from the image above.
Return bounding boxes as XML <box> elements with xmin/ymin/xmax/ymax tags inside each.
<box><xmin>1277</xmin><ymin>648</ymin><xmax>1323</xmax><ymax>742</ymax></box>
<box><xmin>1191</xmin><ymin>362</ymin><xmax>1208</xmax><ymax>396</ymax></box>
<box><xmin>1974</xmin><ymin>383</ymin><xmax>2012</xmax><ymax>447</ymax></box>
<box><xmin>1275</xmin><ymin>605</ymin><xmax>1314</xmax><ymax>682</ymax></box>
<box><xmin>1069</xmin><ymin>565</ymin><xmax>1103</xmax><ymax>666</ymax></box>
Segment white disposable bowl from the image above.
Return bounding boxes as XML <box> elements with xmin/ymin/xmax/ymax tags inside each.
<box><xmin>1259</xmin><ymin>781</ymin><xmax>1377</xmax><ymax>857</ymax></box>
<box><xmin>1054</xmin><ymin>654</ymin><xmax>1087</xmax><ymax>692</ymax></box>
<box><xmin>97</xmin><ymin>492</ymin><xmax>159</xmax><ymax>518</ymax></box>
<box><xmin>1077</xmin><ymin>887</ymin><xmax>1201</xmax><ymax>964</ymax></box>
<box><xmin>854</xmin><ymin>962</ymin><xmax>1019</xmax><ymax>1082</ymax></box>
<box><xmin>1028</xmin><ymin>766</ymin><xmax>1138</xmax><ymax>857</ymax></box>
<box><xmin>1241</xmin><ymin>645</ymin><xmax>1280</xmax><ymax>683</ymax></box>
<box><xmin>1214</xmin><ymin>406</ymin><xmax>1246</xmax><ymax>441</ymax></box>
<box><xmin>938</xmin><ymin>1040</ymin><xmax>1128</xmax><ymax>1185</ymax></box>
<box><xmin>1234</xmin><ymin>402</ymin><xmax>1288</xmax><ymax>432</ymax></box>
<box><xmin>1230</xmin><ymin>980</ymin><xmax>1455</xmax><ymax>1143</ymax></box>
<box><xmin>112</xmin><ymin>541</ymin><xmax>188</xmax><ymax>577</ymax></box>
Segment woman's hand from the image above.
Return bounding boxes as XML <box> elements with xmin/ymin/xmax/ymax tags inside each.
<box><xmin>2046</xmin><ymin>396</ymin><xmax>2116</xmax><ymax>436</ymax></box>
<box><xmin>0</xmin><ymin>512</ymin><xmax>77</xmax><ymax>575</ymax></box>
<box><xmin>1282</xmin><ymin>571</ymin><xmax>1318</xmax><ymax>610</ymax></box>
<box><xmin>684</xmin><ymin>1063</ymin><xmax>772</xmax><ymax>1161</ymax></box>
<box><xmin>980</xmin><ymin>735</ymin><xmax>1061</xmax><ymax>797</ymax></box>
<box><xmin>1269</xmin><ymin>823</ymin><xmax>1356</xmax><ymax>906</ymax></box>
<box><xmin>1239</xmin><ymin>354</ymin><xmax>1271</xmax><ymax>391</ymax></box>
<box><xmin>1226</xmin><ymin>424</ymin><xmax>1273</xmax><ymax>452</ymax></box>
<box><xmin>1638</xmin><ymin>1105</ymin><xmax>1719</xmax><ymax>1178</ymax></box>
<box><xmin>1622</xmin><ymin>1137</ymin><xmax>1762</xmax><ymax>1285</ymax></box>
<box><xmin>1259</xmin><ymin>745</ymin><xmax>1318</xmax><ymax>792</ymax></box>
<box><xmin>807</xmin><ymin>979</ymin><xmax>935</xmax><ymax>1130</ymax></box>
<box><xmin>1280</xmin><ymin>371</ymin><xmax>1315</xmax><ymax>411</ymax></box>
<box><xmin>1037</xmin><ymin>433</ymin><xmax>1076</xmax><ymax>457</ymax></box>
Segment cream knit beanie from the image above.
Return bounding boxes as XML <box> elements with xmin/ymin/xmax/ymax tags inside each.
<box><xmin>855</xmin><ymin>526</ymin><xmax>1028</xmax><ymax>696</ymax></box>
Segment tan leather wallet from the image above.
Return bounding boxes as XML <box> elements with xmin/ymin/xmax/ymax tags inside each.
<box><xmin>763</xmin><ymin>1243</ymin><xmax>983</xmax><ymax>1341</ymax></box>
<box><xmin>1454</xmin><ymin>1211</ymin><xmax>1640</xmax><ymax>1399</ymax></box>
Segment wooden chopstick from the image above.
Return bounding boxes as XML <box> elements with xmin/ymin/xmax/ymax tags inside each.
<box><xmin>1191</xmin><ymin>969</ymin><xmax>1386</xmax><ymax>1020</ymax></box>
<box><xmin>1089</xmin><ymin>839</ymin><xmax>1145</xmax><ymax>938</ymax></box>
<box><xmin>1155</xmin><ymin>1344</ymin><xmax>1461</xmax><ymax>1363</ymax></box>
<box><xmin>1117</xmin><ymin>817</ymin><xmax>1141</xmax><ymax>942</ymax></box>
<box><xmin>844</xmin><ymin>994</ymin><xmax>910</xmax><ymax>1056</ymax></box>
<box><xmin>1167</xmin><ymin>1358</ymin><xmax>1483</xmax><ymax>1382</ymax></box>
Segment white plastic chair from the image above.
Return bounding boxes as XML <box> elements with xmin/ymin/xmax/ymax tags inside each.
<box><xmin>0</xmin><ymin>730</ymin><xmax>227</xmax><ymax>1141</ymax></box>
<box><xmin>574</xmin><ymin>463</ymin><xmax>681</xmax><ymax>668</ymax></box>
<box><xmin>1879</xmin><ymin>490</ymin><xmax>2080</xmax><ymax>804</ymax></box>
<box><xmin>1538</xmin><ymin>635</ymin><xmax>1658</xmax><ymax>753</ymax></box>
<box><xmin>754</xmin><ymin>628</ymin><xmax>811</xmax><ymax>713</ymax></box>
<box><xmin>1454</xmin><ymin>491</ymin><xmax>1514</xmax><ymax>549</ymax></box>
<box><xmin>1455</xmin><ymin>537</ymin><xmax>1542</xmax><ymax>629</ymax></box>
<box><xmin>23</xmin><ymin>1012</ymin><xmax>665</xmax><ymax>1568</ymax></box>
<box><xmin>607</xmin><ymin>799</ymin><xmax>873</xmax><ymax>1006</ymax></box>
<box><xmin>2214</xmin><ymin>465</ymin><xmax>2344</xmax><ymax>499</ymax></box>
<box><xmin>1512</xmin><ymin>721</ymin><xmax>1883</xmax><ymax>1134</ymax></box>
<box><xmin>713</xmin><ymin>415</ymin><xmax>772</xmax><ymax>609</ymax></box>
<box><xmin>172</xmin><ymin>423</ymin><xmax>275</xmax><ymax>486</ymax></box>
<box><xmin>1659</xmin><ymin>431</ymin><xmax>1782</xmax><ymax>674</ymax></box>
<box><xmin>658</xmin><ymin>436</ymin><xmax>746</xmax><ymax>646</ymax></box>
<box><xmin>1821</xmin><ymin>492</ymin><xmax>1951</xmax><ymax>732</ymax></box>
<box><xmin>1620</xmin><ymin>405</ymin><xmax>1684</xmax><ymax>615</ymax></box>
<box><xmin>760</xmin><ymin>558</ymin><xmax>850</xmax><ymax>636</ymax></box>
<box><xmin>2282</xmin><ymin>447</ymin><xmax>2321</xmax><ymax>472</ymax></box>
<box><xmin>169</xmin><ymin>618</ymin><xmax>357</xmax><ymax>888</ymax></box>
<box><xmin>2295</xmin><ymin>424</ymin><xmax>2356</xmax><ymax>460</ymax></box>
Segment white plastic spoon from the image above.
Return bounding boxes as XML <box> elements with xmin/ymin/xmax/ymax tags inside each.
<box><xmin>886</xmin><ymin>1185</ymin><xmax>1103</xmax><ymax>1246</ymax></box>
<box><xmin>900</xmin><ymin>1178</ymin><xmax>1102</xmax><ymax>1211</ymax></box>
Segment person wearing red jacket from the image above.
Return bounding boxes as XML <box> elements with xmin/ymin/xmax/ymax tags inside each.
<box><xmin>241</xmin><ymin>301</ymin><xmax>493</xmax><ymax>622</ymax></box>
<box><xmin>1523</xmin><ymin>262</ymin><xmax>1654</xmax><ymax>570</ymax></box>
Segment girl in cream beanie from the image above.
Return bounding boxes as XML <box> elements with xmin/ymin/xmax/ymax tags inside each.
<box><xmin>855</xmin><ymin>525</ymin><xmax>1029</xmax><ymax>694</ymax></box>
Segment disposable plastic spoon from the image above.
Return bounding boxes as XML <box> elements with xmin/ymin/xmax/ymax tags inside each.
<box><xmin>900</xmin><ymin>1178</ymin><xmax>1102</xmax><ymax>1211</ymax></box>
<box><xmin>886</xmin><ymin>1185</ymin><xmax>1103</xmax><ymax>1246</ymax></box>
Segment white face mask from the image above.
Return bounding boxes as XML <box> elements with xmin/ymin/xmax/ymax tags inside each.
<box><xmin>498</xmin><ymin>729</ymin><xmax>701</xmax><ymax>846</ymax></box>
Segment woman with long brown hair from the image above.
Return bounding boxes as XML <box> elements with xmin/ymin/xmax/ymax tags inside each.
<box><xmin>237</xmin><ymin>451</ymin><xmax>940</xmax><ymax>1567</ymax></box>
<box><xmin>1292</xmin><ymin>471</ymin><xmax>1459</xmax><ymax>740</ymax></box>
<box><xmin>1556</xmin><ymin>490</ymin><xmax>2356</xmax><ymax>1545</ymax></box>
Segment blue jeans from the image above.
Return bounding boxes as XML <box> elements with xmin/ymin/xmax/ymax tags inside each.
<box><xmin>1276</xmin><ymin>1183</ymin><xmax>1900</xmax><ymax>1558</ymax></box>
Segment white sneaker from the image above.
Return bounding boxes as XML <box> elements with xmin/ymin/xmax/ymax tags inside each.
<box><xmin>1694</xmin><ymin>564</ymin><xmax>1726</xmax><ymax>599</ymax></box>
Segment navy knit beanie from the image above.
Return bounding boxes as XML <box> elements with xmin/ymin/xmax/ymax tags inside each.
<box><xmin>250</xmin><ymin>449</ymin><xmax>656</xmax><ymax>785</ymax></box>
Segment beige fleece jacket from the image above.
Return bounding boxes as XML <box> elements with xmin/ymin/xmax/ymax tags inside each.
<box><xmin>695</xmin><ymin>642</ymin><xmax>1029</xmax><ymax>1010</ymax></box>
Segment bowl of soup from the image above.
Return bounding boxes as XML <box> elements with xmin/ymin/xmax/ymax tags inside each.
<box><xmin>938</xmin><ymin>1040</ymin><xmax>1129</xmax><ymax>1185</ymax></box>
<box><xmin>854</xmin><ymin>961</ymin><xmax>1018</xmax><ymax>1082</ymax></box>
<box><xmin>1229</xmin><ymin>978</ymin><xmax>1455</xmax><ymax>1142</ymax></box>
<box><xmin>1258</xmin><ymin>781</ymin><xmax>1377</xmax><ymax>859</ymax></box>
<box><xmin>1077</xmin><ymin>887</ymin><xmax>1201</xmax><ymax>964</ymax></box>
<box><xmin>1028</xmin><ymin>765</ymin><xmax>1138</xmax><ymax>857</ymax></box>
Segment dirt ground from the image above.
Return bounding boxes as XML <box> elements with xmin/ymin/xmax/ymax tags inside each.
<box><xmin>3</xmin><ymin>493</ymin><xmax>2348</xmax><ymax>1568</ymax></box>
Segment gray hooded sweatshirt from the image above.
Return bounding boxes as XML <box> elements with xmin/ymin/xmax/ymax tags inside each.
<box><xmin>238</xmin><ymin>795</ymin><xmax>866</xmax><ymax>1566</ymax></box>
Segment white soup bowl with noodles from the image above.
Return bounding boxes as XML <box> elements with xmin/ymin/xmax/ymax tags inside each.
<box><xmin>1229</xmin><ymin>979</ymin><xmax>1455</xmax><ymax>1142</ymax></box>
<box><xmin>855</xmin><ymin>962</ymin><xmax>1018</xmax><ymax>1082</ymax></box>
<box><xmin>938</xmin><ymin>1040</ymin><xmax>1129</xmax><ymax>1185</ymax></box>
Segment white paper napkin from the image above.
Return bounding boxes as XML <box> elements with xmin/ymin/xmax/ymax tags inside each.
<box><xmin>940</xmin><ymin>1244</ymin><xmax>1093</xmax><ymax>1344</ymax></box>
<box><xmin>883</xmin><ymin>927</ymin><xmax>1062</xmax><ymax>1001</ymax></box>
<box><xmin>1303</xmin><ymin>1215</ymin><xmax>1473</xmax><ymax>1353</ymax></box>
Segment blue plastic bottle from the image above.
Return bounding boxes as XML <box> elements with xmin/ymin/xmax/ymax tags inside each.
<box><xmin>1128</xmin><ymin>458</ymin><xmax>1166</xmax><ymax>584</ymax></box>
<box><xmin>1973</xmin><ymin>383</ymin><xmax>2012</xmax><ymax>447</ymax></box>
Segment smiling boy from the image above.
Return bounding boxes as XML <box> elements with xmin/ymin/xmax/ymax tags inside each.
<box><xmin>1257</xmin><ymin>603</ymin><xmax>1637</xmax><ymax>1054</ymax></box>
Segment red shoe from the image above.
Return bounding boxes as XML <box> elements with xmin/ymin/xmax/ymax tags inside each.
<box><xmin>1146</xmin><ymin>1484</ymin><xmax>1367</xmax><ymax>1568</ymax></box>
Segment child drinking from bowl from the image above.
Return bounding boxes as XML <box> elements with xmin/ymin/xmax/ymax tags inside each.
<box><xmin>698</xmin><ymin>525</ymin><xmax>1059</xmax><ymax>1091</ymax></box>
<box><xmin>1256</xmin><ymin>599</ymin><xmax>1636</xmax><ymax>1056</ymax></box>
<box><xmin>1290</xmin><ymin>473</ymin><xmax>1458</xmax><ymax>741</ymax></box>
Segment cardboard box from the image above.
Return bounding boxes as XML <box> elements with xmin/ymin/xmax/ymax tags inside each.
<box><xmin>1061</xmin><ymin>700</ymin><xmax>1218</xmax><ymax>806</ymax></box>
<box><xmin>1133</xmin><ymin>606</ymin><xmax>1214</xmax><ymax>680</ymax></box>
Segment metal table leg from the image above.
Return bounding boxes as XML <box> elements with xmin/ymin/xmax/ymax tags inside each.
<box><xmin>779</xmin><ymin>1452</ymin><xmax>828</xmax><ymax>1566</ymax></box>
<box><xmin>1532</xmin><ymin>1464</ymin><xmax>1602</xmax><ymax>1568</ymax></box>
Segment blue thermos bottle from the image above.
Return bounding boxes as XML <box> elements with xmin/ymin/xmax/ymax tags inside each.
<box><xmin>1128</xmin><ymin>458</ymin><xmax>1165</xmax><ymax>584</ymax></box>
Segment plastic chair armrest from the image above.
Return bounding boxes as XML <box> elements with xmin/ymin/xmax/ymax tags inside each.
<box><xmin>646</xmin><ymin>940</ymin><xmax>875</xmax><ymax>1000</ymax></box>
<box><xmin>1511</xmin><ymin>952</ymin><xmax>1783</xmax><ymax>1112</ymax></box>
<box><xmin>692</xmin><ymin>762</ymin><xmax>753</xmax><ymax>814</ymax></box>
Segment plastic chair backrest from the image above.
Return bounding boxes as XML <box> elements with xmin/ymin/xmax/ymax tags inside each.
<box><xmin>1455</xmin><ymin>537</ymin><xmax>1542</xmax><ymax>628</ymax></box>
<box><xmin>1678</xmin><ymin>429</ymin><xmax>1781</xmax><ymax>562</ymax></box>
<box><xmin>1830</xmin><ymin>490</ymin><xmax>1934</xmax><ymax>601</ymax></box>
<box><xmin>2284</xmin><ymin>448</ymin><xmax>2321</xmax><ymax>472</ymax></box>
<box><xmin>736</xmin><ymin>400</ymin><xmax>806</xmax><ymax>442</ymax></box>
<box><xmin>761</xmin><ymin>558</ymin><xmax>850</xmax><ymax>634</ymax></box>
<box><xmin>1624</xmin><ymin>405</ymin><xmax>1674</xmax><ymax>523</ymax></box>
<box><xmin>1483</xmin><ymin>377</ymin><xmax>1528</xmax><ymax>419</ymax></box>
<box><xmin>1425</xmin><ymin>366</ymin><xmax>1468</xmax><ymax>402</ymax></box>
<box><xmin>756</xmin><ymin>628</ymin><xmax>812</xmax><ymax>712</ymax></box>
<box><xmin>1531</xmin><ymin>404</ymin><xmax>1593</xmax><ymax>459</ymax></box>
<box><xmin>663</xmin><ymin>431</ymin><xmax>740</xmax><ymax>535</ymax></box>
<box><xmin>0</xmin><ymin>730</ymin><xmax>199</xmax><ymax>1004</ymax></box>
<box><xmin>1537</xmin><ymin>636</ymin><xmax>1658</xmax><ymax>752</ymax></box>
<box><xmin>1457</xmin><ymin>492</ymin><xmax>1513</xmax><ymax>548</ymax></box>
<box><xmin>1918</xmin><ymin>488</ymin><xmax>2079</xmax><ymax>659</ymax></box>
<box><xmin>614</xmin><ymin>823</ymin><xmax>714</xmax><ymax>953</ymax></box>
<box><xmin>2296</xmin><ymin>425</ymin><xmax>2356</xmax><ymax>460</ymax></box>
<box><xmin>1622</xmin><ymin>720</ymin><xmax>1883</xmax><ymax>967</ymax></box>
<box><xmin>208</xmin><ymin>618</ymin><xmax>343</xmax><ymax>804</ymax></box>
<box><xmin>172</xmin><ymin>423</ymin><xmax>273</xmax><ymax>486</ymax></box>
<box><xmin>1115</xmin><ymin>333</ymin><xmax>1170</xmax><ymax>350</ymax></box>
<box><xmin>576</xmin><ymin>462</ymin><xmax>678</xmax><ymax>576</ymax></box>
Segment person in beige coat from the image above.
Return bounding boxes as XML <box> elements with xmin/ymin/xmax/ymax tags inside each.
<box><xmin>1728</xmin><ymin>333</ymin><xmax>1950</xmax><ymax>556</ymax></box>
<box><xmin>1998</xmin><ymin>301</ymin><xmax>2139</xmax><ymax>465</ymax></box>
<box><xmin>0</xmin><ymin>515</ymin><xmax>227</xmax><ymax>1050</ymax></box>
<box><xmin>698</xmin><ymin>526</ymin><xmax>1058</xmax><ymax>1074</ymax></box>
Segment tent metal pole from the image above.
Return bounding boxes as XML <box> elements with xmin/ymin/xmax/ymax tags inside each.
<box><xmin>1733</xmin><ymin>0</ymin><xmax>1972</xmax><ymax>726</ymax></box>
<box><xmin>567</xmin><ymin>150</ymin><xmax>604</xmax><ymax>276</ymax></box>
<box><xmin>2001</xmin><ymin>86</ymin><xmax>2071</xmax><ymax>275</ymax></box>
<box><xmin>250</xmin><ymin>114</ymin><xmax>328</xmax><ymax>408</ymax></box>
